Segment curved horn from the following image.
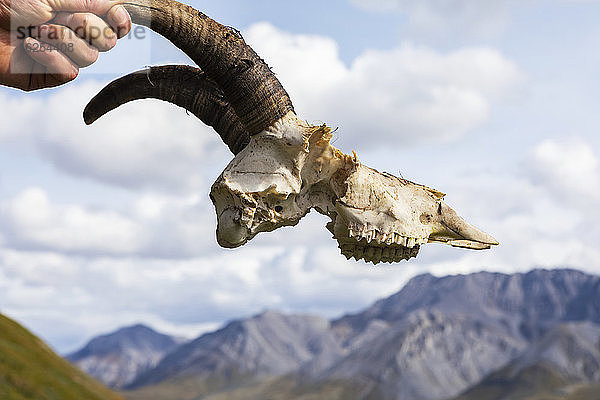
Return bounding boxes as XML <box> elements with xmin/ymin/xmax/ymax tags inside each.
<box><xmin>122</xmin><ymin>0</ymin><xmax>295</xmax><ymax>135</ymax></box>
<box><xmin>84</xmin><ymin>65</ymin><xmax>250</xmax><ymax>154</ymax></box>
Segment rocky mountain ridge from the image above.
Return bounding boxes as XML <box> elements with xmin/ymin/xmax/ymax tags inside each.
<box><xmin>68</xmin><ymin>269</ymin><xmax>600</xmax><ymax>400</ymax></box>
<box><xmin>67</xmin><ymin>324</ymin><xmax>182</xmax><ymax>389</ymax></box>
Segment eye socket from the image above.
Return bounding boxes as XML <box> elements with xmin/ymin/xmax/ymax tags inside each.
<box><xmin>275</xmin><ymin>205</ymin><xmax>284</xmax><ymax>213</ymax></box>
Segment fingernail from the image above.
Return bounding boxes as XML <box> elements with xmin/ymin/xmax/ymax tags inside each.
<box><xmin>111</xmin><ymin>6</ymin><xmax>131</xmax><ymax>38</ymax></box>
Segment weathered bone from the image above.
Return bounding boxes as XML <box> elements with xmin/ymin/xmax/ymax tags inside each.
<box><xmin>87</xmin><ymin>0</ymin><xmax>499</xmax><ymax>264</ymax></box>
<box><xmin>209</xmin><ymin>114</ymin><xmax>498</xmax><ymax>264</ymax></box>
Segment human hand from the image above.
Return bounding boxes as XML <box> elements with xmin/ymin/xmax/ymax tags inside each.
<box><xmin>0</xmin><ymin>0</ymin><xmax>131</xmax><ymax>91</ymax></box>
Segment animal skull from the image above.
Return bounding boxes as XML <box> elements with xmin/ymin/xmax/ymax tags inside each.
<box><xmin>210</xmin><ymin>113</ymin><xmax>497</xmax><ymax>264</ymax></box>
<box><xmin>84</xmin><ymin>0</ymin><xmax>498</xmax><ymax>264</ymax></box>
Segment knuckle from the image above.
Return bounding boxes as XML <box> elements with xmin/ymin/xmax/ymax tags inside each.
<box><xmin>82</xmin><ymin>0</ymin><xmax>92</xmax><ymax>10</ymax></box>
<box><xmin>79</xmin><ymin>14</ymin><xmax>91</xmax><ymax>30</ymax></box>
<box><xmin>60</xmin><ymin>12</ymin><xmax>74</xmax><ymax>26</ymax></box>
<box><xmin>59</xmin><ymin>25</ymin><xmax>70</xmax><ymax>40</ymax></box>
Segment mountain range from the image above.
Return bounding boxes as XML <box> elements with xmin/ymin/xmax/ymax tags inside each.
<box><xmin>67</xmin><ymin>268</ymin><xmax>600</xmax><ymax>400</ymax></box>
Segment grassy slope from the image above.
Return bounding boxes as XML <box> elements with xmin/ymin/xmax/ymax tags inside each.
<box><xmin>0</xmin><ymin>313</ymin><xmax>123</xmax><ymax>400</ymax></box>
<box><xmin>201</xmin><ymin>377</ymin><xmax>382</xmax><ymax>400</ymax></box>
<box><xmin>124</xmin><ymin>365</ymin><xmax>600</xmax><ymax>400</ymax></box>
<box><xmin>454</xmin><ymin>363</ymin><xmax>567</xmax><ymax>400</ymax></box>
<box><xmin>563</xmin><ymin>383</ymin><xmax>600</xmax><ymax>400</ymax></box>
<box><xmin>124</xmin><ymin>375</ymin><xmax>378</xmax><ymax>400</ymax></box>
<box><xmin>454</xmin><ymin>363</ymin><xmax>600</xmax><ymax>400</ymax></box>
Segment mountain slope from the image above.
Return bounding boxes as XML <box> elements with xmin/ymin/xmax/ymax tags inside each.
<box><xmin>67</xmin><ymin>324</ymin><xmax>181</xmax><ymax>388</ymax></box>
<box><xmin>129</xmin><ymin>310</ymin><xmax>344</xmax><ymax>389</ymax></box>
<box><xmin>454</xmin><ymin>321</ymin><xmax>600</xmax><ymax>400</ymax></box>
<box><xmin>125</xmin><ymin>376</ymin><xmax>366</xmax><ymax>400</ymax></box>
<box><xmin>324</xmin><ymin>310</ymin><xmax>526</xmax><ymax>400</ymax></box>
<box><xmin>333</xmin><ymin>269</ymin><xmax>600</xmax><ymax>345</ymax></box>
<box><xmin>0</xmin><ymin>313</ymin><xmax>123</xmax><ymax>400</ymax></box>
<box><xmin>316</xmin><ymin>269</ymin><xmax>600</xmax><ymax>400</ymax></box>
<box><xmin>113</xmin><ymin>269</ymin><xmax>600</xmax><ymax>400</ymax></box>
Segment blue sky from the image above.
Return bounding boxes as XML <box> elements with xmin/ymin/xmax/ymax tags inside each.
<box><xmin>1</xmin><ymin>0</ymin><xmax>599</xmax><ymax>353</ymax></box>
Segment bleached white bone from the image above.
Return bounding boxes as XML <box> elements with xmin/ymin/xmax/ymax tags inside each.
<box><xmin>211</xmin><ymin>112</ymin><xmax>498</xmax><ymax>265</ymax></box>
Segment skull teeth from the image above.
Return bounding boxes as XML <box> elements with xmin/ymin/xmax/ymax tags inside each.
<box><xmin>339</xmin><ymin>243</ymin><xmax>420</xmax><ymax>264</ymax></box>
<box><xmin>346</xmin><ymin>224</ymin><xmax>424</xmax><ymax>249</ymax></box>
<box><xmin>337</xmin><ymin>222</ymin><xmax>424</xmax><ymax>264</ymax></box>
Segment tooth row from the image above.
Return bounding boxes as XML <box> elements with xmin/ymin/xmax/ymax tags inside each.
<box><xmin>340</xmin><ymin>244</ymin><xmax>420</xmax><ymax>265</ymax></box>
<box><xmin>347</xmin><ymin>225</ymin><xmax>426</xmax><ymax>248</ymax></box>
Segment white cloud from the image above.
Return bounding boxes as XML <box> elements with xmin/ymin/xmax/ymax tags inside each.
<box><xmin>0</xmin><ymin>82</ymin><xmax>232</xmax><ymax>193</ymax></box>
<box><xmin>0</xmin><ymin>187</ymin><xmax>221</xmax><ymax>258</ymax></box>
<box><xmin>0</xmin><ymin>239</ymin><xmax>418</xmax><ymax>353</ymax></box>
<box><xmin>2</xmin><ymin>187</ymin><xmax>143</xmax><ymax>255</ymax></box>
<box><xmin>350</xmin><ymin>0</ymin><xmax>515</xmax><ymax>39</ymax></box>
<box><xmin>414</xmin><ymin>136</ymin><xmax>600</xmax><ymax>276</ymax></box>
<box><xmin>0</xmin><ymin>92</ymin><xmax>42</xmax><ymax>144</ymax></box>
<box><xmin>246</xmin><ymin>23</ymin><xmax>523</xmax><ymax>148</ymax></box>
<box><xmin>528</xmin><ymin>137</ymin><xmax>600</xmax><ymax>201</ymax></box>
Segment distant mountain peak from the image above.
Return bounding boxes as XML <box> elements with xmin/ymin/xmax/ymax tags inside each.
<box><xmin>117</xmin><ymin>323</ymin><xmax>154</xmax><ymax>332</ymax></box>
<box><xmin>67</xmin><ymin>324</ymin><xmax>181</xmax><ymax>389</ymax></box>
<box><xmin>128</xmin><ymin>310</ymin><xmax>344</xmax><ymax>389</ymax></box>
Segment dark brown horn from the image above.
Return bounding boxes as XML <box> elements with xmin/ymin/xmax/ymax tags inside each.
<box><xmin>84</xmin><ymin>65</ymin><xmax>250</xmax><ymax>154</ymax></box>
<box><xmin>122</xmin><ymin>0</ymin><xmax>295</xmax><ymax>135</ymax></box>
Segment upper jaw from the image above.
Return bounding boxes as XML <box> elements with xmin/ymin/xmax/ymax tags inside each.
<box><xmin>429</xmin><ymin>202</ymin><xmax>499</xmax><ymax>250</ymax></box>
<box><xmin>327</xmin><ymin>216</ymin><xmax>422</xmax><ymax>264</ymax></box>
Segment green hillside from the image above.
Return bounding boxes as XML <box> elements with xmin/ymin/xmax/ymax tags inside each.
<box><xmin>453</xmin><ymin>363</ymin><xmax>600</xmax><ymax>400</ymax></box>
<box><xmin>0</xmin><ymin>313</ymin><xmax>123</xmax><ymax>400</ymax></box>
<box><xmin>124</xmin><ymin>375</ymin><xmax>376</xmax><ymax>400</ymax></box>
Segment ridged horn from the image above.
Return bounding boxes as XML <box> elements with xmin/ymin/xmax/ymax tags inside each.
<box><xmin>122</xmin><ymin>0</ymin><xmax>295</xmax><ymax>136</ymax></box>
<box><xmin>84</xmin><ymin>65</ymin><xmax>249</xmax><ymax>154</ymax></box>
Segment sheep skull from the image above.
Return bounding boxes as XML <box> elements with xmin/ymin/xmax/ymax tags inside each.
<box><xmin>85</xmin><ymin>0</ymin><xmax>498</xmax><ymax>264</ymax></box>
<box><xmin>210</xmin><ymin>113</ymin><xmax>498</xmax><ymax>264</ymax></box>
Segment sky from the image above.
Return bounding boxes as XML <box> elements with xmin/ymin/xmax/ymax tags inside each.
<box><xmin>1</xmin><ymin>0</ymin><xmax>600</xmax><ymax>354</ymax></box>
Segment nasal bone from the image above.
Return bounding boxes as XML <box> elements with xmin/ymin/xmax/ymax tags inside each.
<box><xmin>440</xmin><ymin>202</ymin><xmax>499</xmax><ymax>246</ymax></box>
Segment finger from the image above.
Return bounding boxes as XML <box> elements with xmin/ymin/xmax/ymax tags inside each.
<box><xmin>24</xmin><ymin>37</ymin><xmax>79</xmax><ymax>86</ymax></box>
<box><xmin>52</xmin><ymin>12</ymin><xmax>117</xmax><ymax>51</ymax></box>
<box><xmin>47</xmin><ymin>0</ymin><xmax>133</xmax><ymax>36</ymax></box>
<box><xmin>31</xmin><ymin>24</ymin><xmax>99</xmax><ymax>68</ymax></box>
<box><xmin>106</xmin><ymin>5</ymin><xmax>131</xmax><ymax>39</ymax></box>
<box><xmin>47</xmin><ymin>0</ymin><xmax>122</xmax><ymax>16</ymax></box>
